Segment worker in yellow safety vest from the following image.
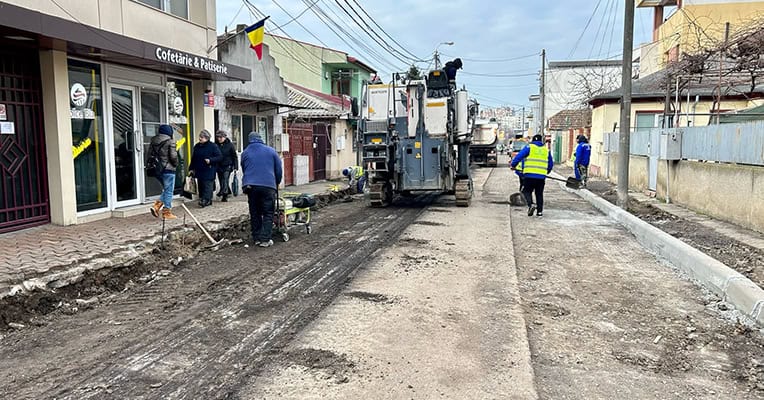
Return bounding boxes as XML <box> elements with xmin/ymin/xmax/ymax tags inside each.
<box><xmin>510</xmin><ymin>134</ymin><xmax>554</xmax><ymax>217</ymax></box>
<box><xmin>342</xmin><ymin>166</ymin><xmax>366</xmax><ymax>194</ymax></box>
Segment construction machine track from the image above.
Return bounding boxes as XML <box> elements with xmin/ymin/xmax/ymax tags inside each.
<box><xmin>368</xmin><ymin>183</ymin><xmax>393</xmax><ymax>207</ymax></box>
<box><xmin>455</xmin><ymin>179</ymin><xmax>473</xmax><ymax>207</ymax></box>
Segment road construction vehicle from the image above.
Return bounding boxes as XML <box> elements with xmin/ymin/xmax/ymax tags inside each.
<box><xmin>470</xmin><ymin>118</ymin><xmax>499</xmax><ymax>167</ymax></box>
<box><xmin>360</xmin><ymin>68</ymin><xmax>475</xmax><ymax>207</ymax></box>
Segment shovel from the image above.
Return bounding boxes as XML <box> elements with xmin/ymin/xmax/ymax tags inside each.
<box><xmin>547</xmin><ymin>175</ymin><xmax>582</xmax><ymax>189</ymax></box>
<box><xmin>181</xmin><ymin>203</ymin><xmax>226</xmax><ymax>249</ymax></box>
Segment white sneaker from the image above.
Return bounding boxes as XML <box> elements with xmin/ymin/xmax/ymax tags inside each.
<box><xmin>258</xmin><ymin>240</ymin><xmax>274</xmax><ymax>248</ymax></box>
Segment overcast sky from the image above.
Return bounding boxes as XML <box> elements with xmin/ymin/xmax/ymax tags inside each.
<box><xmin>216</xmin><ymin>0</ymin><xmax>654</xmax><ymax>109</ymax></box>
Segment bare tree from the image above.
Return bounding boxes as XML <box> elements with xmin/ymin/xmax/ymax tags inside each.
<box><xmin>565</xmin><ymin>67</ymin><xmax>622</xmax><ymax>109</ymax></box>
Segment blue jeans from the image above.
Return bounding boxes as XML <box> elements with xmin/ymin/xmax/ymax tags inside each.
<box><xmin>160</xmin><ymin>172</ymin><xmax>175</xmax><ymax>209</ymax></box>
<box><xmin>247</xmin><ymin>186</ymin><xmax>276</xmax><ymax>242</ymax></box>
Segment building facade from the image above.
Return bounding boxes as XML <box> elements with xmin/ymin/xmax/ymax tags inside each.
<box><xmin>638</xmin><ymin>0</ymin><xmax>764</xmax><ymax>76</ymax></box>
<box><xmin>0</xmin><ymin>0</ymin><xmax>249</xmax><ymax>232</ymax></box>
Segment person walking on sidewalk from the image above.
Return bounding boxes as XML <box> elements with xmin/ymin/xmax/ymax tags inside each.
<box><xmin>511</xmin><ymin>134</ymin><xmax>553</xmax><ymax>217</ymax></box>
<box><xmin>190</xmin><ymin>129</ymin><xmax>222</xmax><ymax>208</ymax></box>
<box><xmin>573</xmin><ymin>134</ymin><xmax>591</xmax><ymax>187</ymax></box>
<box><xmin>215</xmin><ymin>130</ymin><xmax>238</xmax><ymax>202</ymax></box>
<box><xmin>241</xmin><ymin>131</ymin><xmax>283</xmax><ymax>248</ymax></box>
<box><xmin>148</xmin><ymin>124</ymin><xmax>179</xmax><ymax>219</ymax></box>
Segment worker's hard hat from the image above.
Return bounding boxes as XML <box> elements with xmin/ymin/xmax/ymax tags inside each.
<box><xmin>342</xmin><ymin>168</ymin><xmax>350</xmax><ymax>177</ymax></box>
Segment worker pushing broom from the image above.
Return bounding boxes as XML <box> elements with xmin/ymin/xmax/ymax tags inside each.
<box><xmin>510</xmin><ymin>134</ymin><xmax>582</xmax><ymax>212</ymax></box>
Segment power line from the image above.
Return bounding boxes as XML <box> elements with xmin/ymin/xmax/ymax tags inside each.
<box><xmin>596</xmin><ymin>0</ymin><xmax>617</xmax><ymax>59</ymax></box>
<box><xmin>461</xmin><ymin>71</ymin><xmax>538</xmax><ymax>78</ymax></box>
<box><xmin>568</xmin><ymin>0</ymin><xmax>604</xmax><ymax>58</ymax></box>
<box><xmin>268</xmin><ymin>0</ymin><xmax>329</xmax><ymax>47</ymax></box>
<box><xmin>587</xmin><ymin>0</ymin><xmax>611</xmax><ymax>59</ymax></box>
<box><xmin>606</xmin><ymin>0</ymin><xmax>620</xmax><ymax>58</ymax></box>
<box><xmin>347</xmin><ymin>0</ymin><xmax>424</xmax><ymax>62</ymax></box>
<box><xmin>441</xmin><ymin>52</ymin><xmax>538</xmax><ymax>63</ymax></box>
<box><xmin>331</xmin><ymin>0</ymin><xmax>414</xmax><ymax>65</ymax></box>
<box><xmin>307</xmin><ymin>0</ymin><xmax>403</xmax><ymax>74</ymax></box>
<box><xmin>272</xmin><ymin>0</ymin><xmax>319</xmax><ymax>31</ymax></box>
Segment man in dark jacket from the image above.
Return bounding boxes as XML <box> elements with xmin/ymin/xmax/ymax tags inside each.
<box><xmin>241</xmin><ymin>131</ymin><xmax>283</xmax><ymax>247</ymax></box>
<box><xmin>444</xmin><ymin>58</ymin><xmax>463</xmax><ymax>82</ymax></box>
<box><xmin>190</xmin><ymin>129</ymin><xmax>222</xmax><ymax>207</ymax></box>
<box><xmin>573</xmin><ymin>134</ymin><xmax>591</xmax><ymax>187</ymax></box>
<box><xmin>511</xmin><ymin>134</ymin><xmax>554</xmax><ymax>217</ymax></box>
<box><xmin>215</xmin><ymin>130</ymin><xmax>238</xmax><ymax>202</ymax></box>
<box><xmin>148</xmin><ymin>124</ymin><xmax>179</xmax><ymax>219</ymax></box>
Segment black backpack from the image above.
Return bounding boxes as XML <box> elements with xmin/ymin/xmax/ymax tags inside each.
<box><xmin>146</xmin><ymin>141</ymin><xmax>165</xmax><ymax>178</ymax></box>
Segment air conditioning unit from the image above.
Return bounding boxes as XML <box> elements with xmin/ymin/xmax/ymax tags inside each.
<box><xmin>273</xmin><ymin>133</ymin><xmax>289</xmax><ymax>152</ymax></box>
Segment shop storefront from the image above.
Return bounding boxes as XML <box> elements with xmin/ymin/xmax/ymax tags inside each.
<box><xmin>0</xmin><ymin>1</ymin><xmax>250</xmax><ymax>231</ymax></box>
<box><xmin>68</xmin><ymin>61</ymin><xmax>199</xmax><ymax>215</ymax></box>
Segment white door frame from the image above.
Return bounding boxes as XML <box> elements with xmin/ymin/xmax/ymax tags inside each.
<box><xmin>106</xmin><ymin>84</ymin><xmax>143</xmax><ymax>208</ymax></box>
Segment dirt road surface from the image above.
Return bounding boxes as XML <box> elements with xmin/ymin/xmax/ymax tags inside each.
<box><xmin>512</xmin><ymin>173</ymin><xmax>764</xmax><ymax>399</ymax></box>
<box><xmin>0</xmin><ymin>195</ymin><xmax>433</xmax><ymax>399</ymax></box>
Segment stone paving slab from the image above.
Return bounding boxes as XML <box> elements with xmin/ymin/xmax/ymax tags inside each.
<box><xmin>0</xmin><ymin>181</ymin><xmax>343</xmax><ymax>297</ymax></box>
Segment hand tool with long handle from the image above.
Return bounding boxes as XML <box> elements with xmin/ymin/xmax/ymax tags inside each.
<box><xmin>546</xmin><ymin>175</ymin><xmax>582</xmax><ymax>189</ymax></box>
<box><xmin>181</xmin><ymin>203</ymin><xmax>219</xmax><ymax>245</ymax></box>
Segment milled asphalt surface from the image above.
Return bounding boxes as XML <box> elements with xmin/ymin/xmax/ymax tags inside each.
<box><xmin>245</xmin><ymin>166</ymin><xmax>539</xmax><ymax>399</ymax></box>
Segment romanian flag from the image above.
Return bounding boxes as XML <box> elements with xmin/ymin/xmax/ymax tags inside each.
<box><xmin>245</xmin><ymin>17</ymin><xmax>268</xmax><ymax>60</ymax></box>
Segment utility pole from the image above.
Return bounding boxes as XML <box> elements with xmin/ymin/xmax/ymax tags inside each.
<box><xmin>539</xmin><ymin>49</ymin><xmax>546</xmax><ymax>138</ymax></box>
<box><xmin>617</xmin><ymin>0</ymin><xmax>635</xmax><ymax>208</ymax></box>
<box><xmin>521</xmin><ymin>106</ymin><xmax>526</xmax><ymax>134</ymax></box>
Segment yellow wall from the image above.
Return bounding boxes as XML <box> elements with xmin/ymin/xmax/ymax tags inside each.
<box><xmin>646</xmin><ymin>2</ymin><xmax>764</xmax><ymax>73</ymax></box>
<box><xmin>589</xmin><ymin>97</ymin><xmax>750</xmax><ymax>175</ymax></box>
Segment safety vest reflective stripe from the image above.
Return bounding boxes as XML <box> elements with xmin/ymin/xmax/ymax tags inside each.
<box><xmin>523</xmin><ymin>145</ymin><xmax>549</xmax><ymax>176</ymax></box>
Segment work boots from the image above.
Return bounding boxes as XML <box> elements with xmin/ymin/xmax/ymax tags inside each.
<box><xmin>150</xmin><ymin>200</ymin><xmax>164</xmax><ymax>218</ymax></box>
<box><xmin>162</xmin><ymin>208</ymin><xmax>178</xmax><ymax>220</ymax></box>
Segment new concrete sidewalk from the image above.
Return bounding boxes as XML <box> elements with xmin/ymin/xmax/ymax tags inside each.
<box><xmin>0</xmin><ymin>180</ymin><xmax>344</xmax><ymax>298</ymax></box>
<box><xmin>552</xmin><ymin>171</ymin><xmax>764</xmax><ymax>326</ymax></box>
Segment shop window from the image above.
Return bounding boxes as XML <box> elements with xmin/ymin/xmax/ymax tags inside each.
<box><xmin>141</xmin><ymin>90</ymin><xmax>164</xmax><ymax>198</ymax></box>
<box><xmin>137</xmin><ymin>0</ymin><xmax>188</xmax><ymax>19</ymax></box>
<box><xmin>68</xmin><ymin>59</ymin><xmax>107</xmax><ymax>212</ymax></box>
<box><xmin>167</xmin><ymin>79</ymin><xmax>193</xmax><ymax>190</ymax></box>
<box><xmin>231</xmin><ymin>114</ymin><xmax>242</xmax><ymax>152</ymax></box>
<box><xmin>242</xmin><ymin>115</ymin><xmax>254</xmax><ymax>149</ymax></box>
<box><xmin>258</xmin><ymin>116</ymin><xmax>268</xmax><ymax>146</ymax></box>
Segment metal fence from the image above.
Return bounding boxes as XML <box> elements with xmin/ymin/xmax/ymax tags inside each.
<box><xmin>604</xmin><ymin>121</ymin><xmax>764</xmax><ymax>166</ymax></box>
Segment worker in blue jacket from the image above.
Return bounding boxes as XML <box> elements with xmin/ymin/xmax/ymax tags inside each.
<box><xmin>241</xmin><ymin>131</ymin><xmax>283</xmax><ymax>248</ymax></box>
<box><xmin>511</xmin><ymin>134</ymin><xmax>554</xmax><ymax>217</ymax></box>
<box><xmin>573</xmin><ymin>134</ymin><xmax>591</xmax><ymax>187</ymax></box>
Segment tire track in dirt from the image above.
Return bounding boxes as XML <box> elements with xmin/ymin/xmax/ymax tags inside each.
<box><xmin>0</xmin><ymin>196</ymin><xmax>434</xmax><ymax>400</ymax></box>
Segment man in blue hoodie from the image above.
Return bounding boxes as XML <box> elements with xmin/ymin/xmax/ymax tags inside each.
<box><xmin>511</xmin><ymin>134</ymin><xmax>554</xmax><ymax>217</ymax></box>
<box><xmin>241</xmin><ymin>132</ymin><xmax>283</xmax><ymax>247</ymax></box>
<box><xmin>573</xmin><ymin>134</ymin><xmax>591</xmax><ymax>187</ymax></box>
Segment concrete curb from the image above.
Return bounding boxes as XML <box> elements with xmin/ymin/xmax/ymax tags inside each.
<box><xmin>552</xmin><ymin>173</ymin><xmax>764</xmax><ymax>326</ymax></box>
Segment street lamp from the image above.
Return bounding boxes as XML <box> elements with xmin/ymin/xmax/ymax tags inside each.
<box><xmin>434</xmin><ymin>41</ymin><xmax>454</xmax><ymax>69</ymax></box>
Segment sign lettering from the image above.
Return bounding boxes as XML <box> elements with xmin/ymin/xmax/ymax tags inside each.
<box><xmin>154</xmin><ymin>46</ymin><xmax>229</xmax><ymax>76</ymax></box>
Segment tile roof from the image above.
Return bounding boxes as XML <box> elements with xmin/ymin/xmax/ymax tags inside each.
<box><xmin>286</xmin><ymin>82</ymin><xmax>352</xmax><ymax>119</ymax></box>
<box><xmin>548</xmin><ymin>109</ymin><xmax>592</xmax><ymax>130</ymax></box>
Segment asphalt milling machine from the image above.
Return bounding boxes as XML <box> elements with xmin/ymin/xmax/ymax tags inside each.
<box><xmin>360</xmin><ymin>63</ymin><xmax>476</xmax><ymax>207</ymax></box>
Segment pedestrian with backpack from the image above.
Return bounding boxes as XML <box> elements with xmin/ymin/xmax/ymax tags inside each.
<box><xmin>148</xmin><ymin>124</ymin><xmax>179</xmax><ymax>219</ymax></box>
